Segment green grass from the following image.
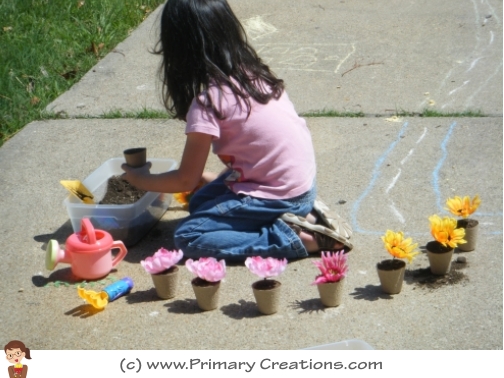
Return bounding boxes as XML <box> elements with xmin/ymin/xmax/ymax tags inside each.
<box><xmin>413</xmin><ymin>109</ymin><xmax>485</xmax><ymax>117</ymax></box>
<box><xmin>0</xmin><ymin>0</ymin><xmax>165</xmax><ymax>146</ymax></box>
<box><xmin>99</xmin><ymin>108</ymin><xmax>170</xmax><ymax>119</ymax></box>
<box><xmin>300</xmin><ymin>108</ymin><xmax>486</xmax><ymax>118</ymax></box>
<box><xmin>391</xmin><ymin>108</ymin><xmax>486</xmax><ymax>118</ymax></box>
<box><xmin>58</xmin><ymin>108</ymin><xmax>170</xmax><ymax>119</ymax></box>
<box><xmin>300</xmin><ymin>110</ymin><xmax>366</xmax><ymax>117</ymax></box>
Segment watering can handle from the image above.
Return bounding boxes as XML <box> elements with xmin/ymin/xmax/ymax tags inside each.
<box><xmin>80</xmin><ymin>218</ymin><xmax>97</xmax><ymax>244</ymax></box>
<box><xmin>111</xmin><ymin>241</ymin><xmax>128</xmax><ymax>267</ymax></box>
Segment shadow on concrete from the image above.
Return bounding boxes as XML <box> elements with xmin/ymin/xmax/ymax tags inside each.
<box><xmin>164</xmin><ymin>298</ymin><xmax>201</xmax><ymax>314</ymax></box>
<box><xmin>33</xmin><ymin>220</ymin><xmax>74</xmax><ymax>251</ymax></box>
<box><xmin>404</xmin><ymin>261</ymin><xmax>469</xmax><ymax>289</ymax></box>
<box><xmin>33</xmin><ymin>268</ymin><xmax>76</xmax><ymax>287</ymax></box>
<box><xmin>349</xmin><ymin>285</ymin><xmax>394</xmax><ymax>301</ymax></box>
<box><xmin>126</xmin><ymin>288</ymin><xmax>166</xmax><ymax>304</ymax></box>
<box><xmin>65</xmin><ymin>304</ymin><xmax>104</xmax><ymax>318</ymax></box>
<box><xmin>124</xmin><ymin>217</ymin><xmax>182</xmax><ymax>263</ymax></box>
<box><xmin>289</xmin><ymin>298</ymin><xmax>326</xmax><ymax>314</ymax></box>
<box><xmin>221</xmin><ymin>300</ymin><xmax>261</xmax><ymax>319</ymax></box>
<box><xmin>32</xmin><ymin>269</ymin><xmax>118</xmax><ymax>288</ymax></box>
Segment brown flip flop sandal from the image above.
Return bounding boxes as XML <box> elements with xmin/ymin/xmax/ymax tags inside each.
<box><xmin>313</xmin><ymin>199</ymin><xmax>353</xmax><ymax>239</ymax></box>
<box><xmin>281</xmin><ymin>213</ymin><xmax>353</xmax><ymax>253</ymax></box>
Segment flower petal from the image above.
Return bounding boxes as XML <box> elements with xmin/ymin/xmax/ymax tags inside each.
<box><xmin>186</xmin><ymin>257</ymin><xmax>226</xmax><ymax>282</ymax></box>
<box><xmin>245</xmin><ymin>256</ymin><xmax>287</xmax><ymax>279</ymax></box>
<box><xmin>141</xmin><ymin>248</ymin><xmax>183</xmax><ymax>274</ymax></box>
<box><xmin>312</xmin><ymin>251</ymin><xmax>348</xmax><ymax>283</ymax></box>
<box><xmin>381</xmin><ymin>230</ymin><xmax>419</xmax><ymax>263</ymax></box>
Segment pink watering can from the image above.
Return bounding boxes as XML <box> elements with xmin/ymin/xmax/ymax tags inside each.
<box><xmin>46</xmin><ymin>218</ymin><xmax>128</xmax><ymax>280</ymax></box>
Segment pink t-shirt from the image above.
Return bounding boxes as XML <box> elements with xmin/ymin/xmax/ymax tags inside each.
<box><xmin>186</xmin><ymin>83</ymin><xmax>316</xmax><ymax>199</ymax></box>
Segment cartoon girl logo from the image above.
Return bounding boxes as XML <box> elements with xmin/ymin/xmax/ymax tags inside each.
<box><xmin>4</xmin><ymin>340</ymin><xmax>31</xmax><ymax>378</ymax></box>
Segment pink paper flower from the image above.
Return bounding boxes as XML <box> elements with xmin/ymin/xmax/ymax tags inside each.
<box><xmin>312</xmin><ymin>251</ymin><xmax>348</xmax><ymax>285</ymax></box>
<box><xmin>140</xmin><ymin>248</ymin><xmax>183</xmax><ymax>275</ymax></box>
<box><xmin>245</xmin><ymin>256</ymin><xmax>287</xmax><ymax>279</ymax></box>
<box><xmin>185</xmin><ymin>257</ymin><xmax>226</xmax><ymax>282</ymax></box>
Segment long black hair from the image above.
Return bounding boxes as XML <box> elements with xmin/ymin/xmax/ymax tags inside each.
<box><xmin>154</xmin><ymin>0</ymin><xmax>284</xmax><ymax>120</ymax></box>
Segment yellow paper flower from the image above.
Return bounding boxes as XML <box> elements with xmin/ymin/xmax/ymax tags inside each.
<box><xmin>173</xmin><ymin>181</ymin><xmax>205</xmax><ymax>210</ymax></box>
<box><xmin>429</xmin><ymin>214</ymin><xmax>467</xmax><ymax>248</ymax></box>
<box><xmin>381</xmin><ymin>230</ymin><xmax>420</xmax><ymax>263</ymax></box>
<box><xmin>446</xmin><ymin>195</ymin><xmax>481</xmax><ymax>218</ymax></box>
<box><xmin>173</xmin><ymin>191</ymin><xmax>191</xmax><ymax>210</ymax></box>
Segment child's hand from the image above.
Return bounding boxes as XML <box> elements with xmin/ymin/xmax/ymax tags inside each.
<box><xmin>121</xmin><ymin>162</ymin><xmax>152</xmax><ymax>190</ymax></box>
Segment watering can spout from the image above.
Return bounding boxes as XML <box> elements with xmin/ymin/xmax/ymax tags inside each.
<box><xmin>45</xmin><ymin>239</ymin><xmax>70</xmax><ymax>270</ymax></box>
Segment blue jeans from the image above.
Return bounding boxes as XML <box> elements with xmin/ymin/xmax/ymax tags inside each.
<box><xmin>174</xmin><ymin>175</ymin><xmax>316</xmax><ymax>261</ymax></box>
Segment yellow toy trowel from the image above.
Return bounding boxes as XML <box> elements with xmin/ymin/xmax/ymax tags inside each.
<box><xmin>60</xmin><ymin>180</ymin><xmax>95</xmax><ymax>204</ymax></box>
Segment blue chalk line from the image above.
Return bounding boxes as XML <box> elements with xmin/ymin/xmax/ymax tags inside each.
<box><xmin>351</xmin><ymin>120</ymin><xmax>502</xmax><ymax>236</ymax></box>
<box><xmin>351</xmin><ymin>122</ymin><xmax>409</xmax><ymax>234</ymax></box>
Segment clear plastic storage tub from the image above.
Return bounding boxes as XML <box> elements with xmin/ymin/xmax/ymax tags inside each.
<box><xmin>64</xmin><ymin>157</ymin><xmax>177</xmax><ymax>246</ymax></box>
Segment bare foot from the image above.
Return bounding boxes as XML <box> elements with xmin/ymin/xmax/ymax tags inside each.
<box><xmin>305</xmin><ymin>212</ymin><xmax>317</xmax><ymax>224</ymax></box>
<box><xmin>298</xmin><ymin>230</ymin><xmax>345</xmax><ymax>253</ymax></box>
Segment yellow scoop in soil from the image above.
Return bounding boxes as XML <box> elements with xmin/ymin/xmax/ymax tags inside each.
<box><xmin>60</xmin><ymin>180</ymin><xmax>95</xmax><ymax>204</ymax></box>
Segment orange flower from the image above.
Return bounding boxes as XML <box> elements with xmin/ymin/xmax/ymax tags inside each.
<box><xmin>446</xmin><ymin>195</ymin><xmax>481</xmax><ymax>218</ymax></box>
<box><xmin>429</xmin><ymin>214</ymin><xmax>466</xmax><ymax>249</ymax></box>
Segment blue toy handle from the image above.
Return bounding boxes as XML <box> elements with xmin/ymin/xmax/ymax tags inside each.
<box><xmin>103</xmin><ymin>277</ymin><xmax>134</xmax><ymax>302</ymax></box>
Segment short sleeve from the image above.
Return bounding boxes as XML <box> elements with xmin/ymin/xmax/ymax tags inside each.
<box><xmin>185</xmin><ymin>94</ymin><xmax>221</xmax><ymax>139</ymax></box>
